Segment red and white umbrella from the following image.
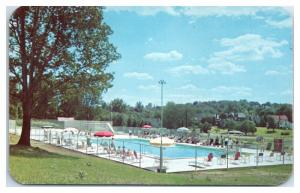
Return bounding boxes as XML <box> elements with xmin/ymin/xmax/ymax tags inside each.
<box><xmin>94</xmin><ymin>131</ymin><xmax>114</xmax><ymax>137</ymax></box>
<box><xmin>142</xmin><ymin>124</ymin><xmax>152</xmax><ymax>129</ymax></box>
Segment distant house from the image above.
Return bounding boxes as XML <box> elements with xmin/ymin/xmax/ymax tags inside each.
<box><xmin>250</xmin><ymin>114</ymin><xmax>261</xmax><ymax>125</ymax></box>
<box><xmin>216</xmin><ymin>112</ymin><xmax>247</xmax><ymax>121</ymax></box>
<box><xmin>236</xmin><ymin>113</ymin><xmax>246</xmax><ymax>121</ymax></box>
<box><xmin>270</xmin><ymin>115</ymin><xmax>292</xmax><ymax>129</ymax></box>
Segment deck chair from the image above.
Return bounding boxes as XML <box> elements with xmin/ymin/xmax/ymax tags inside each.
<box><xmin>276</xmin><ymin>151</ymin><xmax>285</xmax><ymax>161</ymax></box>
<box><xmin>266</xmin><ymin>142</ymin><xmax>272</xmax><ymax>151</ymax></box>
<box><xmin>266</xmin><ymin>151</ymin><xmax>275</xmax><ymax>162</ymax></box>
<box><xmin>230</xmin><ymin>152</ymin><xmax>241</xmax><ymax>164</ymax></box>
<box><xmin>240</xmin><ymin>154</ymin><xmax>251</xmax><ymax>164</ymax></box>
<box><xmin>217</xmin><ymin>154</ymin><xmax>227</xmax><ymax>165</ymax></box>
<box><xmin>255</xmin><ymin>152</ymin><xmax>264</xmax><ymax>163</ymax></box>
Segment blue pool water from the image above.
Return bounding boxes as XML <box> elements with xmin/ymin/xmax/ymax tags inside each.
<box><xmin>92</xmin><ymin>138</ymin><xmax>228</xmax><ymax>159</ymax></box>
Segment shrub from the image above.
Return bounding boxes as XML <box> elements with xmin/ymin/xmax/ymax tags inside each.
<box><xmin>281</xmin><ymin>132</ymin><xmax>290</xmax><ymax>136</ymax></box>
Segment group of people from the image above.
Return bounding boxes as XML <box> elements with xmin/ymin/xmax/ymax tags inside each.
<box><xmin>101</xmin><ymin>140</ymin><xmax>139</xmax><ymax>161</ymax></box>
<box><xmin>199</xmin><ymin>136</ymin><xmax>241</xmax><ymax>150</ymax></box>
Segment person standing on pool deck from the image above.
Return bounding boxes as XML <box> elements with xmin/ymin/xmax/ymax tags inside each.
<box><xmin>110</xmin><ymin>137</ymin><xmax>115</xmax><ymax>149</ymax></box>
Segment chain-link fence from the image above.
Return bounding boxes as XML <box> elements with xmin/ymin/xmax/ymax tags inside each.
<box><xmin>9</xmin><ymin>119</ymin><xmax>293</xmax><ymax>173</ymax></box>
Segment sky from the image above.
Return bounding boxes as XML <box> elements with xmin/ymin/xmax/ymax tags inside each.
<box><xmin>101</xmin><ymin>6</ymin><xmax>293</xmax><ymax>106</ymax></box>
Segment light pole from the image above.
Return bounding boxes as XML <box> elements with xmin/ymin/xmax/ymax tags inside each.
<box><xmin>158</xmin><ymin>80</ymin><xmax>166</xmax><ymax>172</ymax></box>
<box><xmin>110</xmin><ymin>102</ymin><xmax>113</xmax><ymax>123</ymax></box>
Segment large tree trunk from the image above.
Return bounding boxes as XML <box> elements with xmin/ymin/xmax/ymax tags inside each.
<box><xmin>17</xmin><ymin>97</ymin><xmax>32</xmax><ymax>146</ymax></box>
<box><xmin>17</xmin><ymin>7</ymin><xmax>32</xmax><ymax>146</ymax></box>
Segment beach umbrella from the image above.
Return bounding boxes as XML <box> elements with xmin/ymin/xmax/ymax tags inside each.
<box><xmin>150</xmin><ymin>137</ymin><xmax>175</xmax><ymax>147</ymax></box>
<box><xmin>177</xmin><ymin>127</ymin><xmax>190</xmax><ymax>132</ymax></box>
<box><xmin>63</xmin><ymin>127</ymin><xmax>78</xmax><ymax>135</ymax></box>
<box><xmin>142</xmin><ymin>124</ymin><xmax>152</xmax><ymax>129</ymax></box>
<box><xmin>94</xmin><ymin>131</ymin><xmax>114</xmax><ymax>137</ymax></box>
<box><xmin>94</xmin><ymin>131</ymin><xmax>114</xmax><ymax>155</ymax></box>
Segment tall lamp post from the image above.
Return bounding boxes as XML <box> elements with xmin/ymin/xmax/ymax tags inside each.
<box><xmin>158</xmin><ymin>80</ymin><xmax>166</xmax><ymax>173</ymax></box>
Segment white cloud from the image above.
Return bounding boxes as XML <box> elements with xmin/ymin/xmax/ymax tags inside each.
<box><xmin>177</xmin><ymin>84</ymin><xmax>198</xmax><ymax>90</ymax></box>
<box><xmin>211</xmin><ymin>86</ymin><xmax>253</xmax><ymax>96</ymax></box>
<box><xmin>180</xmin><ymin>7</ymin><xmax>259</xmax><ymax>18</ymax></box>
<box><xmin>205</xmin><ymin>34</ymin><xmax>288</xmax><ymax>74</ymax></box>
<box><xmin>281</xmin><ymin>90</ymin><xmax>292</xmax><ymax>96</ymax></box>
<box><xmin>165</xmin><ymin>94</ymin><xmax>202</xmax><ymax>104</ymax></box>
<box><xmin>138</xmin><ymin>84</ymin><xmax>159</xmax><ymax>90</ymax></box>
<box><xmin>265</xmin><ymin>70</ymin><xmax>280</xmax><ymax>75</ymax></box>
<box><xmin>105</xmin><ymin>6</ymin><xmax>292</xmax><ymax>29</ymax></box>
<box><xmin>265</xmin><ymin>18</ymin><xmax>292</xmax><ymax>29</ymax></box>
<box><xmin>217</xmin><ymin>34</ymin><xmax>288</xmax><ymax>61</ymax></box>
<box><xmin>207</xmin><ymin>60</ymin><xmax>246</xmax><ymax>74</ymax></box>
<box><xmin>106</xmin><ymin>6</ymin><xmax>291</xmax><ymax>18</ymax></box>
<box><xmin>144</xmin><ymin>50</ymin><xmax>183</xmax><ymax>62</ymax></box>
<box><xmin>123</xmin><ymin>72</ymin><xmax>153</xmax><ymax>80</ymax></box>
<box><xmin>105</xmin><ymin>6</ymin><xmax>179</xmax><ymax>16</ymax></box>
<box><xmin>168</xmin><ymin>65</ymin><xmax>209</xmax><ymax>75</ymax></box>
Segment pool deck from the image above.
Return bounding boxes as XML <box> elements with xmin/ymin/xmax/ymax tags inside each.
<box><xmin>12</xmin><ymin>128</ymin><xmax>293</xmax><ymax>173</ymax></box>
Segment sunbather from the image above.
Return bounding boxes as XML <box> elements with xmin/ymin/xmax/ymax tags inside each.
<box><xmin>202</xmin><ymin>153</ymin><xmax>213</xmax><ymax>166</ymax></box>
<box><xmin>126</xmin><ymin>149</ymin><xmax>135</xmax><ymax>160</ymax></box>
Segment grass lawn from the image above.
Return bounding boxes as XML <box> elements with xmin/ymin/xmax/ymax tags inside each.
<box><xmin>9</xmin><ymin>134</ymin><xmax>293</xmax><ymax>185</ymax></box>
<box><xmin>255</xmin><ymin>127</ymin><xmax>293</xmax><ymax>139</ymax></box>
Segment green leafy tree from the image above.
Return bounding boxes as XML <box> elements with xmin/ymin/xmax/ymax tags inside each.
<box><xmin>239</xmin><ymin>120</ymin><xmax>257</xmax><ymax>135</ymax></box>
<box><xmin>134</xmin><ymin>101</ymin><xmax>144</xmax><ymax>112</ymax></box>
<box><xmin>9</xmin><ymin>7</ymin><xmax>120</xmax><ymax>146</ymax></box>
<box><xmin>225</xmin><ymin>119</ymin><xmax>238</xmax><ymax>131</ymax></box>
<box><xmin>127</xmin><ymin>116</ymin><xmax>132</xmax><ymax>127</ymax></box>
<box><xmin>113</xmin><ymin>114</ymin><xmax>124</xmax><ymax>126</ymax></box>
<box><xmin>276</xmin><ymin>104</ymin><xmax>293</xmax><ymax>122</ymax></box>
<box><xmin>201</xmin><ymin>122</ymin><xmax>212</xmax><ymax>133</ymax></box>
<box><xmin>111</xmin><ymin>98</ymin><xmax>127</xmax><ymax>113</ymax></box>
<box><xmin>267</xmin><ymin>116</ymin><xmax>277</xmax><ymax>133</ymax></box>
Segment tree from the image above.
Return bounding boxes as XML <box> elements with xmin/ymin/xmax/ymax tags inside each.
<box><xmin>134</xmin><ymin>101</ymin><xmax>144</xmax><ymax>112</ymax></box>
<box><xmin>200</xmin><ymin>122</ymin><xmax>212</xmax><ymax>133</ymax></box>
<box><xmin>267</xmin><ymin>116</ymin><xmax>277</xmax><ymax>133</ymax></box>
<box><xmin>110</xmin><ymin>98</ymin><xmax>127</xmax><ymax>113</ymax></box>
<box><xmin>219</xmin><ymin>112</ymin><xmax>227</xmax><ymax>120</ymax></box>
<box><xmin>9</xmin><ymin>7</ymin><xmax>120</xmax><ymax>146</ymax></box>
<box><xmin>276</xmin><ymin>104</ymin><xmax>293</xmax><ymax>122</ymax></box>
<box><xmin>112</xmin><ymin>114</ymin><xmax>124</xmax><ymax>126</ymax></box>
<box><xmin>201</xmin><ymin>116</ymin><xmax>214</xmax><ymax>124</ymax></box>
<box><xmin>224</xmin><ymin>119</ymin><xmax>238</xmax><ymax>131</ymax></box>
<box><xmin>239</xmin><ymin>120</ymin><xmax>257</xmax><ymax>135</ymax></box>
<box><xmin>127</xmin><ymin>116</ymin><xmax>132</xmax><ymax>127</ymax></box>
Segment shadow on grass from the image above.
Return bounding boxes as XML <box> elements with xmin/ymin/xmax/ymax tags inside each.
<box><xmin>9</xmin><ymin>145</ymin><xmax>79</xmax><ymax>160</ymax></box>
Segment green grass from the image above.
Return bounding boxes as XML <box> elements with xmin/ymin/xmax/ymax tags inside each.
<box><xmin>9</xmin><ymin>134</ymin><xmax>292</xmax><ymax>185</ymax></box>
<box><xmin>255</xmin><ymin>127</ymin><xmax>293</xmax><ymax>139</ymax></box>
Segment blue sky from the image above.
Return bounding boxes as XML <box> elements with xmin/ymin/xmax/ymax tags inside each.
<box><xmin>101</xmin><ymin>6</ymin><xmax>293</xmax><ymax>106</ymax></box>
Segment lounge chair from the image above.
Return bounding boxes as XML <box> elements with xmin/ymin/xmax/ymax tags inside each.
<box><xmin>188</xmin><ymin>160</ymin><xmax>204</xmax><ymax>167</ymax></box>
<box><xmin>154</xmin><ymin>158</ymin><xmax>169</xmax><ymax>168</ymax></box>
<box><xmin>230</xmin><ymin>152</ymin><xmax>241</xmax><ymax>164</ymax></box>
<box><xmin>286</xmin><ymin>152</ymin><xmax>293</xmax><ymax>161</ymax></box>
<box><xmin>217</xmin><ymin>154</ymin><xmax>227</xmax><ymax>165</ymax></box>
<box><xmin>266</xmin><ymin>151</ymin><xmax>275</xmax><ymax>162</ymax></box>
<box><xmin>266</xmin><ymin>142</ymin><xmax>272</xmax><ymax>151</ymax></box>
<box><xmin>240</xmin><ymin>153</ymin><xmax>251</xmax><ymax>164</ymax></box>
<box><xmin>254</xmin><ymin>152</ymin><xmax>264</xmax><ymax>163</ymax></box>
<box><xmin>276</xmin><ymin>151</ymin><xmax>285</xmax><ymax>161</ymax></box>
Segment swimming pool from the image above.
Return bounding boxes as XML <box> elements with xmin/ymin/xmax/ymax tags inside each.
<box><xmin>92</xmin><ymin>138</ymin><xmax>230</xmax><ymax>159</ymax></box>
